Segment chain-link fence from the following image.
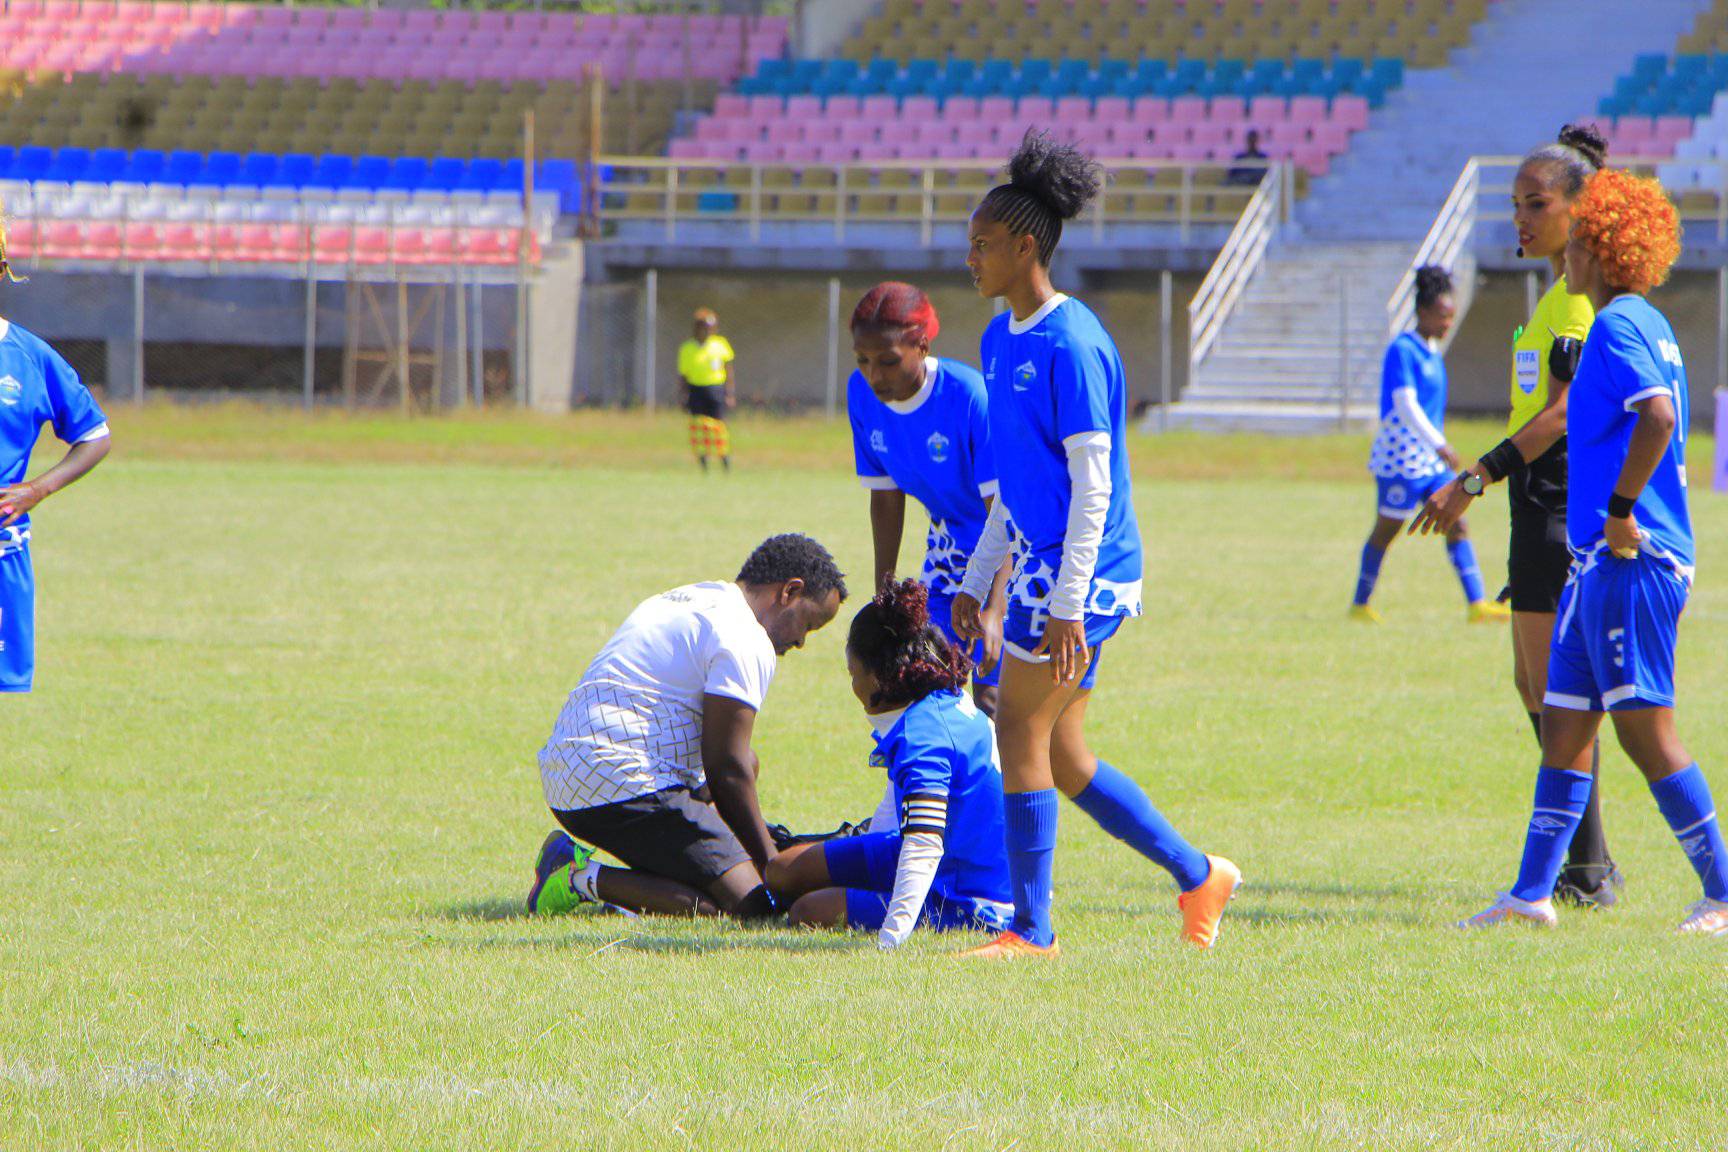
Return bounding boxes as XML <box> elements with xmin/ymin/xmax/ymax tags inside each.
<box><xmin>575</xmin><ymin>267</ymin><xmax>1204</xmax><ymax>414</ymax></box>
<box><xmin>0</xmin><ymin>266</ymin><xmax>528</xmax><ymax>410</ymax></box>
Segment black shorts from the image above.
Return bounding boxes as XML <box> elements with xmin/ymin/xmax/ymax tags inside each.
<box><xmin>685</xmin><ymin>385</ymin><xmax>726</xmax><ymax>419</ymax></box>
<box><xmin>553</xmin><ymin>786</ymin><xmax>751</xmax><ymax>893</ymax></box>
<box><xmin>1507</xmin><ymin>502</ymin><xmax>1573</xmax><ymax>613</ymax></box>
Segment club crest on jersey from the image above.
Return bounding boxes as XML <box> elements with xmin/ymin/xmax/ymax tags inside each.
<box><xmin>870</xmin><ymin>429</ymin><xmax>888</xmax><ymax>454</ymax></box>
<box><xmin>0</xmin><ymin>376</ymin><xmax>20</xmax><ymax>408</ymax></box>
<box><xmin>1014</xmin><ymin>362</ymin><xmax>1037</xmax><ymax>391</ymax></box>
<box><xmin>926</xmin><ymin>431</ymin><xmax>950</xmax><ymax>463</ymax></box>
<box><xmin>869</xmin><ymin>750</ymin><xmax>888</xmax><ymax>769</ymax></box>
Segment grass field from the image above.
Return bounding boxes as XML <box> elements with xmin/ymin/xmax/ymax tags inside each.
<box><xmin>4</xmin><ymin>408</ymin><xmax>1726</xmax><ymax>1151</ymax></box>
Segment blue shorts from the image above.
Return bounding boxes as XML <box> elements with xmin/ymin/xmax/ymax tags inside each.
<box><xmin>0</xmin><ymin>544</ymin><xmax>35</xmax><ymax>693</ymax></box>
<box><xmin>1003</xmin><ymin>599</ymin><xmax>1125</xmax><ymax>691</ymax></box>
<box><xmin>1376</xmin><ymin>472</ymin><xmax>1449</xmax><ymax>520</ymax></box>
<box><xmin>824</xmin><ymin>832</ymin><xmax>1012</xmax><ymax>934</ymax></box>
<box><xmin>927</xmin><ymin>588</ymin><xmax>1000</xmax><ymax>688</ymax></box>
<box><xmin>1546</xmin><ymin>553</ymin><xmax>1689</xmax><ymax>713</ymax></box>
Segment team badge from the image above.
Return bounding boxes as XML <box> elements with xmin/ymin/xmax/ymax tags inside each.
<box><xmin>1014</xmin><ymin>361</ymin><xmax>1037</xmax><ymax>390</ymax></box>
<box><xmin>926</xmin><ymin>431</ymin><xmax>950</xmax><ymax>463</ymax></box>
<box><xmin>870</xmin><ymin>429</ymin><xmax>888</xmax><ymax>454</ymax></box>
<box><xmin>0</xmin><ymin>376</ymin><xmax>20</xmax><ymax>408</ymax></box>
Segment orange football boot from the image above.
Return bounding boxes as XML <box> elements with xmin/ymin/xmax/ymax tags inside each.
<box><xmin>958</xmin><ymin>931</ymin><xmax>1061</xmax><ymax>960</ymax></box>
<box><xmin>1178</xmin><ymin>855</ymin><xmax>1242</xmax><ymax>948</ymax></box>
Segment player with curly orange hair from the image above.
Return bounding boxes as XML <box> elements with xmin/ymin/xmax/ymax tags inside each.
<box><xmin>1463</xmin><ymin>170</ymin><xmax>1728</xmax><ymax>937</ymax></box>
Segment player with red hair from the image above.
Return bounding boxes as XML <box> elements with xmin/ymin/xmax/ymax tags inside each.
<box><xmin>847</xmin><ymin>281</ymin><xmax>1010</xmax><ymax>716</ymax></box>
<box><xmin>764</xmin><ymin>578</ymin><xmax>1013</xmax><ymax>948</ymax></box>
<box><xmin>1464</xmin><ymin>170</ymin><xmax>1728</xmax><ymax>936</ymax></box>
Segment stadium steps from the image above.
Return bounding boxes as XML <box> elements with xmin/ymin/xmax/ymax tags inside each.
<box><xmin>1295</xmin><ymin>0</ymin><xmax>1715</xmax><ymax>242</ymax></box>
<box><xmin>1163</xmin><ymin>240</ymin><xmax>1404</xmax><ymax>432</ymax></box>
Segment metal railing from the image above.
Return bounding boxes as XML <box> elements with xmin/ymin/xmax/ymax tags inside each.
<box><xmin>1187</xmin><ymin>163</ymin><xmax>1288</xmax><ymax>380</ymax></box>
<box><xmin>594</xmin><ymin>156</ymin><xmax>1274</xmax><ymax>244</ymax></box>
<box><xmin>1386</xmin><ymin>157</ymin><xmax>1478</xmax><ymax>346</ymax></box>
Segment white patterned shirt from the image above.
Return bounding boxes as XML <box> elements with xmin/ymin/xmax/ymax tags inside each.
<box><xmin>539</xmin><ymin>581</ymin><xmax>776</xmax><ymax>811</ymax></box>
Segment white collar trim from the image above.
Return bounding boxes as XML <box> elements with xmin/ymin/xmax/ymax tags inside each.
<box><xmin>1008</xmin><ymin>293</ymin><xmax>1069</xmax><ymax>335</ymax></box>
<box><xmin>883</xmin><ymin>358</ymin><xmax>939</xmax><ymax>415</ymax></box>
<box><xmin>0</xmin><ymin>318</ymin><xmax>10</xmax><ymax>343</ymax></box>
<box><xmin>868</xmin><ymin>706</ymin><xmax>908</xmax><ymax>737</ymax></box>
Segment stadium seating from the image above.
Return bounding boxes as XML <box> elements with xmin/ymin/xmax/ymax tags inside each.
<box><xmin>849</xmin><ymin>0</ymin><xmax>1490</xmax><ymax>69</ymax></box>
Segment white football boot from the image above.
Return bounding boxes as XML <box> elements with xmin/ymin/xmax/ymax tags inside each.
<box><xmin>1678</xmin><ymin>898</ymin><xmax>1728</xmax><ymax>937</ymax></box>
<box><xmin>1457</xmin><ymin>891</ymin><xmax>1558</xmax><ymax>929</ymax></box>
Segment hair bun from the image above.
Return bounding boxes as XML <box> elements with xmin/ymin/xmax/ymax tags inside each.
<box><xmin>1558</xmin><ymin>122</ymin><xmax>1609</xmax><ymax>170</ymax></box>
<box><xmin>1007</xmin><ymin>129</ymin><xmax>1102</xmax><ymax>222</ymax></box>
<box><xmin>874</xmin><ymin>577</ymin><xmax>930</xmax><ymax>640</ymax></box>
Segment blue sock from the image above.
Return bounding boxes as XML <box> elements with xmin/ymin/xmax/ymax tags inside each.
<box><xmin>1072</xmin><ymin>761</ymin><xmax>1211</xmax><ymax>891</ymax></box>
<box><xmin>1650</xmin><ymin>764</ymin><xmax>1728</xmax><ymax>901</ymax></box>
<box><xmin>1447</xmin><ymin>538</ymin><xmax>1486</xmax><ymax>604</ymax></box>
<box><xmin>1002</xmin><ymin>789</ymin><xmax>1059</xmax><ymax>947</ymax></box>
<box><xmin>1510</xmin><ymin>767</ymin><xmax>1594</xmax><ymax>902</ymax></box>
<box><xmin>1352</xmin><ymin>542</ymin><xmax>1385</xmax><ymax>606</ymax></box>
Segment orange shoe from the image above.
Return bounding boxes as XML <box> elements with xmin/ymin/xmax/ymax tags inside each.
<box><xmin>958</xmin><ymin>931</ymin><xmax>1061</xmax><ymax>960</ymax></box>
<box><xmin>1178</xmin><ymin>856</ymin><xmax>1242</xmax><ymax>949</ymax></box>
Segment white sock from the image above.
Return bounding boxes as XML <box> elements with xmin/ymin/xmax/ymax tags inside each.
<box><xmin>571</xmin><ymin>859</ymin><xmax>602</xmax><ymax>903</ymax></box>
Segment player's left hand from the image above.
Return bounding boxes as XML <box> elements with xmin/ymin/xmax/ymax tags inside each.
<box><xmin>1033</xmin><ymin>617</ymin><xmax>1087</xmax><ymax>686</ymax></box>
<box><xmin>0</xmin><ymin>480</ymin><xmax>45</xmax><ymax>527</ymax></box>
<box><xmin>978</xmin><ymin>604</ymin><xmax>1005</xmax><ymax>676</ymax></box>
<box><xmin>1605</xmin><ymin>512</ymin><xmax>1643</xmax><ymax>559</ymax></box>
<box><xmin>1407</xmin><ymin>477</ymin><xmax>1472</xmax><ymax>537</ymax></box>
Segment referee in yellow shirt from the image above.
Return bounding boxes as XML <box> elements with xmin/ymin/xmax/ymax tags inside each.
<box><xmin>1411</xmin><ymin>125</ymin><xmax>1622</xmax><ymax>906</ymax></box>
<box><xmin>679</xmin><ymin>308</ymin><xmax>736</xmax><ymax>473</ymax></box>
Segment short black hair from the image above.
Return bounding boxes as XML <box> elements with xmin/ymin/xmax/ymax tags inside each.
<box><xmin>976</xmin><ymin>129</ymin><xmax>1102</xmax><ymax>266</ymax></box>
<box><xmin>737</xmin><ymin>533</ymin><xmax>848</xmax><ymax>603</ymax></box>
<box><xmin>1415</xmin><ymin>265</ymin><xmax>1453</xmax><ymax>310</ymax></box>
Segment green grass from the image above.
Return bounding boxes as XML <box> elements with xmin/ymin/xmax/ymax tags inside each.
<box><xmin>4</xmin><ymin>409</ymin><xmax>1726</xmax><ymax>1150</ymax></box>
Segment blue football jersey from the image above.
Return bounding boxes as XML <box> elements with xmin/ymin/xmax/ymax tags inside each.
<box><xmin>0</xmin><ymin>319</ymin><xmax>107</xmax><ymax>551</ymax></box>
<box><xmin>978</xmin><ymin>295</ymin><xmax>1142</xmax><ymax>617</ymax></box>
<box><xmin>1369</xmin><ymin>332</ymin><xmax>1448</xmax><ymax>481</ymax></box>
<box><xmin>872</xmin><ymin>690</ymin><xmax>1011</xmax><ymax>905</ymax></box>
<box><xmin>848</xmin><ymin>357</ymin><xmax>998</xmax><ymax>595</ymax></box>
<box><xmin>1567</xmin><ymin>295</ymin><xmax>1693</xmax><ymax>573</ymax></box>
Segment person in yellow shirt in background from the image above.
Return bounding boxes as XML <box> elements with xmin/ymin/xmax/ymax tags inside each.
<box><xmin>679</xmin><ymin>308</ymin><xmax>736</xmax><ymax>473</ymax></box>
<box><xmin>1411</xmin><ymin>124</ymin><xmax>1623</xmax><ymax>907</ymax></box>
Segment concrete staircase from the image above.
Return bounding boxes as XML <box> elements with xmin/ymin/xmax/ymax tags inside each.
<box><xmin>1166</xmin><ymin>0</ymin><xmax>1714</xmax><ymax>432</ymax></box>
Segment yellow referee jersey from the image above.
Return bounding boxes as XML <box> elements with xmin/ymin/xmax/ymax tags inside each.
<box><xmin>1509</xmin><ymin>277</ymin><xmax>1594</xmax><ymax>434</ymax></box>
<box><xmin>678</xmin><ymin>335</ymin><xmax>734</xmax><ymax>387</ymax></box>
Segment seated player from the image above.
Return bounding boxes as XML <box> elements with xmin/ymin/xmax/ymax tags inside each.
<box><xmin>526</xmin><ymin>534</ymin><xmax>847</xmax><ymax>920</ymax></box>
<box><xmin>849</xmin><ymin>281</ymin><xmax>1011</xmax><ymax>717</ymax></box>
<box><xmin>765</xmin><ymin>579</ymin><xmax>1013</xmax><ymax>948</ymax></box>
<box><xmin>1351</xmin><ymin>266</ymin><xmax>1507</xmax><ymax>624</ymax></box>
<box><xmin>1462</xmin><ymin>169</ymin><xmax>1727</xmax><ymax>935</ymax></box>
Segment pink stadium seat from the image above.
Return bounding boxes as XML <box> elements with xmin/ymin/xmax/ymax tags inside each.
<box><xmin>1209</xmin><ymin>96</ymin><xmax>1247</xmax><ymax>124</ymax></box>
<box><xmin>1054</xmin><ymin>96</ymin><xmax>1093</xmax><ymax>122</ymax></box>
<box><xmin>860</xmin><ymin>95</ymin><xmax>898</xmax><ymax>120</ymax></box>
<box><xmin>1655</xmin><ymin>116</ymin><xmax>1694</xmax><ymax>144</ymax></box>
<box><xmin>159</xmin><ymin>223</ymin><xmax>209</xmax><ymax>262</ymax></box>
<box><xmin>714</xmin><ymin>94</ymin><xmax>749</xmax><ymax>119</ymax></box>
<box><xmin>461</xmin><ymin>227</ymin><xmax>519</xmax><ymax>266</ymax></box>
<box><xmin>231</xmin><ymin>224</ymin><xmax>273</xmax><ymax>262</ymax></box>
<box><xmin>1249</xmin><ymin>96</ymin><xmax>1288</xmax><ymax>123</ymax></box>
<box><xmin>826</xmin><ymin>95</ymin><xmax>862</xmax><ymax>118</ymax></box>
<box><xmin>1169</xmin><ymin>96</ymin><xmax>1207</xmax><ymax>126</ymax></box>
<box><xmin>1288</xmin><ymin>96</ymin><xmax>1327</xmax><ymax>124</ymax></box>
<box><xmin>82</xmin><ymin>221</ymin><xmax>123</xmax><ymax>261</ymax></box>
<box><xmin>902</xmin><ymin>96</ymin><xmax>939</xmax><ymax>120</ymax></box>
<box><xmin>1331</xmin><ymin>95</ymin><xmax>1369</xmax><ymax>132</ymax></box>
<box><xmin>6</xmin><ymin>219</ymin><xmax>38</xmax><ymax>260</ymax></box>
<box><xmin>1017</xmin><ymin>96</ymin><xmax>1057</xmax><ymax>121</ymax></box>
<box><xmin>786</xmin><ymin>95</ymin><xmax>822</xmax><ymax>118</ymax></box>
<box><xmin>352</xmin><ymin>227</ymin><xmax>392</xmax><ymax>266</ymax></box>
<box><xmin>392</xmin><ymin>229</ymin><xmax>430</xmax><ymax>265</ymax></box>
<box><xmin>1129</xmin><ymin>98</ymin><xmax>1170</xmax><ymax>125</ymax></box>
<box><xmin>271</xmin><ymin>225</ymin><xmax>309</xmax><ymax>263</ymax></box>
<box><xmin>979</xmin><ymin>96</ymin><xmax>1014</xmax><ymax>121</ymax></box>
<box><xmin>42</xmin><ymin>221</ymin><xmax>83</xmax><ymax>260</ymax></box>
<box><xmin>312</xmin><ymin>225</ymin><xmax>352</xmax><ymax>265</ymax></box>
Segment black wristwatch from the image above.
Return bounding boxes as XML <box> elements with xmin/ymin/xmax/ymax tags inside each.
<box><xmin>1460</xmin><ymin>470</ymin><xmax>1487</xmax><ymax>497</ymax></box>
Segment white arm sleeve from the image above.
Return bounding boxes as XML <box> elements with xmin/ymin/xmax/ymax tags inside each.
<box><xmin>958</xmin><ymin>496</ymin><xmax>1012</xmax><ymax>602</ymax></box>
<box><xmin>1392</xmin><ymin>387</ymin><xmax>1447</xmax><ymax>453</ymax></box>
<box><xmin>865</xmin><ymin>780</ymin><xmax>896</xmax><ymax>832</ymax></box>
<box><xmin>1050</xmin><ymin>432</ymin><xmax>1112</xmax><ymax>622</ymax></box>
<box><xmin>877</xmin><ymin>827</ymin><xmax>945</xmax><ymax>949</ymax></box>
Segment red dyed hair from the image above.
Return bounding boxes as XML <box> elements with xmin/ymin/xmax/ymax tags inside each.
<box><xmin>846</xmin><ymin>578</ymin><xmax>970</xmax><ymax>709</ymax></box>
<box><xmin>850</xmin><ymin>282</ymin><xmax>940</xmax><ymax>345</ymax></box>
<box><xmin>1571</xmin><ymin>169</ymin><xmax>1682</xmax><ymax>295</ymax></box>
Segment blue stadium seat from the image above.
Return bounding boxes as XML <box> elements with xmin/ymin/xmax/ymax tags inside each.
<box><xmin>1370</xmin><ymin>58</ymin><xmax>1404</xmax><ymax>86</ymax></box>
<box><xmin>311</xmin><ymin>155</ymin><xmax>353</xmax><ymax>188</ymax></box>
<box><xmin>1055</xmin><ymin>59</ymin><xmax>1093</xmax><ymax>89</ymax></box>
<box><xmin>1290</xmin><ymin>58</ymin><xmax>1326</xmax><ymax>87</ymax></box>
<box><xmin>1212</xmin><ymin>59</ymin><xmax>1246</xmax><ymax>87</ymax></box>
<box><xmin>1597</xmin><ymin>95</ymin><xmax>1624</xmax><ymax>118</ymax></box>
<box><xmin>240</xmin><ymin>153</ymin><xmax>278</xmax><ymax>187</ymax></box>
<box><xmin>755</xmin><ymin>59</ymin><xmax>791</xmax><ymax>82</ymax></box>
<box><xmin>352</xmin><ymin>155</ymin><xmax>392</xmax><ymax>188</ymax></box>
<box><xmin>1019</xmin><ymin>59</ymin><xmax>1053</xmax><ymax>88</ymax></box>
<box><xmin>276</xmin><ymin>154</ymin><xmax>316</xmax><ymax>188</ymax></box>
<box><xmin>1172</xmin><ymin>59</ymin><xmax>1207</xmax><ymax>90</ymax></box>
<box><xmin>1631</xmin><ymin>53</ymin><xmax>1668</xmax><ymax>82</ymax></box>
<box><xmin>197</xmin><ymin>152</ymin><xmax>241</xmax><ymax>187</ymax></box>
<box><xmin>87</xmin><ymin>148</ymin><xmax>128</xmax><ymax>182</ymax></box>
<box><xmin>462</xmin><ymin>158</ymin><xmax>503</xmax><ymax>192</ymax></box>
<box><xmin>429</xmin><ymin>157</ymin><xmax>467</xmax><ymax>189</ymax></box>
<box><xmin>697</xmin><ymin>190</ymin><xmax>738</xmax><ymax>213</ymax></box>
<box><xmin>386</xmin><ymin>157</ymin><xmax>429</xmax><ymax>191</ymax></box>
<box><xmin>790</xmin><ymin>59</ymin><xmax>824</xmax><ymax>86</ymax></box>
<box><xmin>46</xmin><ymin>147</ymin><xmax>89</xmax><ymax>182</ymax></box>
<box><xmin>499</xmin><ymin>158</ymin><xmax>525</xmax><ymax>192</ymax></box>
<box><xmin>165</xmin><ymin>150</ymin><xmax>203</xmax><ymax>185</ymax></box>
<box><xmin>0</xmin><ymin>146</ymin><xmax>15</xmax><ymax>179</ymax></box>
<box><xmin>905</xmin><ymin>58</ymin><xmax>940</xmax><ymax>85</ymax></box>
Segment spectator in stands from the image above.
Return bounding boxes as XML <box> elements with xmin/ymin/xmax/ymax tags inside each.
<box><xmin>1410</xmin><ymin>124</ymin><xmax>1620</xmax><ymax>907</ymax></box>
<box><xmin>0</xmin><ymin>209</ymin><xmax>113</xmax><ymax>693</ymax></box>
<box><xmin>679</xmin><ymin>308</ymin><xmax>736</xmax><ymax>473</ymax></box>
<box><xmin>527</xmin><ymin>533</ymin><xmax>847</xmax><ymax>921</ymax></box>
<box><xmin>1226</xmin><ymin>130</ymin><xmax>1269</xmax><ymax>186</ymax></box>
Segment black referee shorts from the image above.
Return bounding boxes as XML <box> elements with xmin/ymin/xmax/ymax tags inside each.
<box><xmin>1507</xmin><ymin>504</ymin><xmax>1572</xmax><ymax>614</ymax></box>
<box><xmin>554</xmin><ymin>786</ymin><xmax>751</xmax><ymax>893</ymax></box>
<box><xmin>685</xmin><ymin>384</ymin><xmax>726</xmax><ymax>419</ymax></box>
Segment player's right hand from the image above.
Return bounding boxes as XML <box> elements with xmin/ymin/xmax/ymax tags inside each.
<box><xmin>951</xmin><ymin>592</ymin><xmax>985</xmax><ymax>642</ymax></box>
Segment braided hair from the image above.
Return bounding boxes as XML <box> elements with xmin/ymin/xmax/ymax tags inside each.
<box><xmin>1522</xmin><ymin>123</ymin><xmax>1609</xmax><ymax>199</ymax></box>
<box><xmin>975</xmin><ymin>130</ymin><xmax>1102</xmax><ymax>266</ymax></box>
<box><xmin>847</xmin><ymin>578</ymin><xmax>970</xmax><ymax>710</ymax></box>
<box><xmin>1414</xmin><ymin>265</ymin><xmax>1453</xmax><ymax>310</ymax></box>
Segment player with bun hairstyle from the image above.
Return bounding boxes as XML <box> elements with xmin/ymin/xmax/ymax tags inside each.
<box><xmin>1350</xmin><ymin>265</ymin><xmax>1504</xmax><ymax>623</ymax></box>
<box><xmin>1464</xmin><ymin>170</ymin><xmax>1728</xmax><ymax>936</ymax></box>
<box><xmin>765</xmin><ymin>579</ymin><xmax>1013</xmax><ymax>948</ymax></box>
<box><xmin>848</xmin><ymin>280</ymin><xmax>1011</xmax><ymax>716</ymax></box>
<box><xmin>1412</xmin><ymin>125</ymin><xmax>1622</xmax><ymax>906</ymax></box>
<box><xmin>951</xmin><ymin>131</ymin><xmax>1240</xmax><ymax>958</ymax></box>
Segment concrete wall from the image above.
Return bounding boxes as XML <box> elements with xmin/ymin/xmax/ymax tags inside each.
<box><xmin>793</xmin><ymin>0</ymin><xmax>869</xmax><ymax>59</ymax></box>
